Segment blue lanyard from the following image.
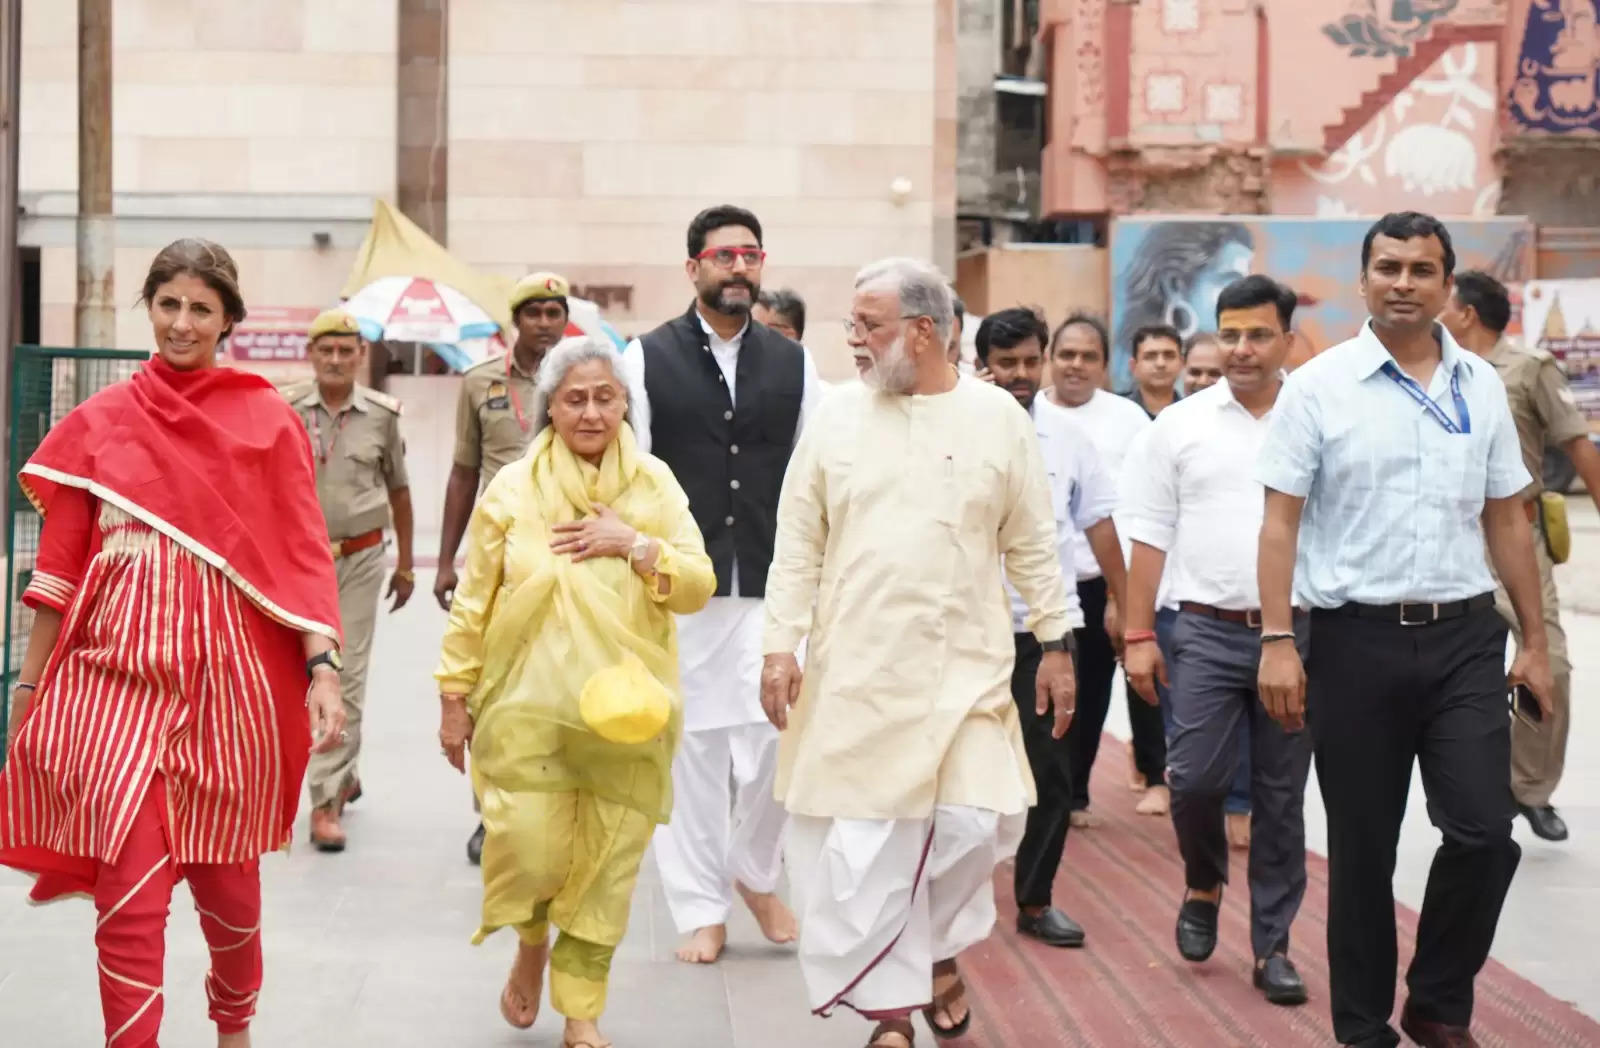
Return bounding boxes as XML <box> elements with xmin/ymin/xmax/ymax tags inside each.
<box><xmin>1380</xmin><ymin>361</ymin><xmax>1471</xmax><ymax>435</ymax></box>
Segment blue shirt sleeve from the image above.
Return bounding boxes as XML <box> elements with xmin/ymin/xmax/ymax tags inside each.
<box><xmin>1482</xmin><ymin>371</ymin><xmax>1534</xmax><ymax>499</ymax></box>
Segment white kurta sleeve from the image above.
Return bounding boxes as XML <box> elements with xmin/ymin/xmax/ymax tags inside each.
<box><xmin>621</xmin><ymin>337</ymin><xmax>652</xmax><ymax>453</ymax></box>
<box><xmin>1118</xmin><ymin>421</ymin><xmax>1180</xmax><ymax>552</ymax></box>
<box><xmin>795</xmin><ymin>347</ymin><xmax>824</xmax><ymax>444</ymax></box>
<box><xmin>763</xmin><ymin>416</ymin><xmax>829</xmax><ymax>655</ymax></box>
<box><xmin>999</xmin><ymin>414</ymin><xmax>1074</xmax><ymax>642</ymax></box>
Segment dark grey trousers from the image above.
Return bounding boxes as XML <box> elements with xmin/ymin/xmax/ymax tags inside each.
<box><xmin>1167</xmin><ymin>611</ymin><xmax>1313</xmax><ymax>960</ymax></box>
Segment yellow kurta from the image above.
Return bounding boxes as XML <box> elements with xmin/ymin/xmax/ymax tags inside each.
<box><xmin>434</xmin><ymin>424</ymin><xmax>716</xmax><ymax>823</ymax></box>
<box><xmin>763</xmin><ymin>377</ymin><xmax>1074</xmax><ymax>821</ymax></box>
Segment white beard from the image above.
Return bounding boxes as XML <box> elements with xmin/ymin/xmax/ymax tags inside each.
<box><xmin>861</xmin><ymin>332</ymin><xmax>918</xmax><ymax>394</ymax></box>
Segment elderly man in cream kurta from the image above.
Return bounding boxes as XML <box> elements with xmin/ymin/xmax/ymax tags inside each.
<box><xmin>762</xmin><ymin>259</ymin><xmax>1077</xmax><ymax>1048</ymax></box>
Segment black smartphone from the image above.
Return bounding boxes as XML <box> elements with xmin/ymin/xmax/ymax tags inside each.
<box><xmin>1511</xmin><ymin>685</ymin><xmax>1542</xmax><ymax>729</ymax></box>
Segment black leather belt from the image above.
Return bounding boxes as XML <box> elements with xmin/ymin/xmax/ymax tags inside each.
<box><xmin>1331</xmin><ymin>592</ymin><xmax>1495</xmax><ymax>627</ymax></box>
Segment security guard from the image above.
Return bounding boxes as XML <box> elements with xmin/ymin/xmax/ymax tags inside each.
<box><xmin>434</xmin><ymin>270</ymin><xmax>572</xmax><ymax>864</ymax></box>
<box><xmin>286</xmin><ymin>307</ymin><xmax>416</xmax><ymax>853</ymax></box>
<box><xmin>1441</xmin><ymin>270</ymin><xmax>1600</xmax><ymax>844</ymax></box>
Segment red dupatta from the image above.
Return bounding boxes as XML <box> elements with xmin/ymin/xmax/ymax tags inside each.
<box><xmin>20</xmin><ymin>355</ymin><xmax>341</xmax><ymax>641</ymax></box>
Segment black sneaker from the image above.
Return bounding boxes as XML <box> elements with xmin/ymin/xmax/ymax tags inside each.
<box><xmin>466</xmin><ymin>822</ymin><xmax>485</xmax><ymax>865</ymax></box>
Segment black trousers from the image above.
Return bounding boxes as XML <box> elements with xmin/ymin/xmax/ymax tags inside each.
<box><xmin>1010</xmin><ymin>633</ymin><xmax>1074</xmax><ymax>909</ymax></box>
<box><xmin>1126</xmin><ymin>669</ymin><xmax>1168</xmax><ymax>785</ymax></box>
<box><xmin>1066</xmin><ymin>576</ymin><xmax>1117</xmax><ymax>811</ymax></box>
<box><xmin>1309</xmin><ymin>604</ymin><xmax>1520</xmax><ymax>1047</ymax></box>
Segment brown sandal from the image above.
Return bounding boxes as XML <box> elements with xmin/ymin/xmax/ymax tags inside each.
<box><xmin>922</xmin><ymin>958</ymin><xmax>972</xmax><ymax>1040</ymax></box>
<box><xmin>868</xmin><ymin>1018</ymin><xmax>915</xmax><ymax>1047</ymax></box>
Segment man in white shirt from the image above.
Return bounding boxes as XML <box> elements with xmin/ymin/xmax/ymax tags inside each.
<box><xmin>975</xmin><ymin>307</ymin><xmax>1126</xmax><ymax>949</ymax></box>
<box><xmin>620</xmin><ymin>205</ymin><xmax>824</xmax><ymax>965</ymax></box>
<box><xmin>1042</xmin><ymin>314</ymin><xmax>1155</xmax><ymax>823</ymax></box>
<box><xmin>1122</xmin><ymin>275</ymin><xmax>1311</xmax><ymax>1007</ymax></box>
<box><xmin>1256</xmin><ymin>212</ymin><xmax>1553</xmax><ymax>1048</ymax></box>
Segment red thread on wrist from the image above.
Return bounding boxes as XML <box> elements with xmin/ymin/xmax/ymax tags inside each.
<box><xmin>1123</xmin><ymin>630</ymin><xmax>1157</xmax><ymax>645</ymax></box>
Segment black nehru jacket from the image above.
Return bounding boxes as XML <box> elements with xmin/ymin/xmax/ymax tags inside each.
<box><xmin>639</xmin><ymin>302</ymin><xmax>804</xmax><ymax>598</ymax></box>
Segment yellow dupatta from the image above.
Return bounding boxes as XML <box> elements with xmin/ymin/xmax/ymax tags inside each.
<box><xmin>468</xmin><ymin>423</ymin><xmax>685</xmax><ymax>823</ymax></box>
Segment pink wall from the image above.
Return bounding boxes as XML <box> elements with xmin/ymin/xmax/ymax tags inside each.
<box><xmin>1274</xmin><ymin>41</ymin><xmax>1504</xmax><ymax>217</ymax></box>
<box><xmin>1126</xmin><ymin>0</ymin><xmax>1260</xmax><ymax>147</ymax></box>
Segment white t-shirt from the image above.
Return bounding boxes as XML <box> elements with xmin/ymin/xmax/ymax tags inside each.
<box><xmin>1041</xmin><ymin>390</ymin><xmax>1150</xmax><ymax>580</ymax></box>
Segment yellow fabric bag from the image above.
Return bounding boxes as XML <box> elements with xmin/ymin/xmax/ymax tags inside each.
<box><xmin>1540</xmin><ymin>491</ymin><xmax>1571</xmax><ymax>565</ymax></box>
<box><xmin>579</xmin><ymin>652</ymin><xmax>673</xmax><ymax>745</ymax></box>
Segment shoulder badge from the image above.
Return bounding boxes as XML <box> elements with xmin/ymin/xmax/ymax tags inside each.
<box><xmin>276</xmin><ymin>379</ymin><xmax>315</xmax><ymax>405</ymax></box>
<box><xmin>361</xmin><ymin>386</ymin><xmax>403</xmax><ymax>415</ymax></box>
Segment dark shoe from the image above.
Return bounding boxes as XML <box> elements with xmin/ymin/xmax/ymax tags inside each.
<box><xmin>467</xmin><ymin>821</ymin><xmax>485</xmax><ymax>865</ymax></box>
<box><xmin>1252</xmin><ymin>954</ymin><xmax>1308</xmax><ymax>1006</ymax></box>
<box><xmin>342</xmin><ymin>779</ymin><xmax>363</xmax><ymax>806</ymax></box>
<box><xmin>1518</xmin><ymin>803</ymin><xmax>1569</xmax><ymax>841</ymax></box>
<box><xmin>1175</xmin><ymin>891</ymin><xmax>1220</xmax><ymax>962</ymax></box>
<box><xmin>1400</xmin><ymin>1000</ymin><xmax>1479</xmax><ymax>1047</ymax></box>
<box><xmin>1016</xmin><ymin>907</ymin><xmax>1086</xmax><ymax>947</ymax></box>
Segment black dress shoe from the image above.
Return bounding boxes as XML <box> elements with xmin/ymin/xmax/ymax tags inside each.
<box><xmin>1253</xmin><ymin>955</ymin><xmax>1308</xmax><ymax>1006</ymax></box>
<box><xmin>1400</xmin><ymin>1000</ymin><xmax>1480</xmax><ymax>1047</ymax></box>
<box><xmin>1518</xmin><ymin>803</ymin><xmax>1569</xmax><ymax>841</ymax></box>
<box><xmin>1016</xmin><ymin>907</ymin><xmax>1086</xmax><ymax>947</ymax></box>
<box><xmin>1175</xmin><ymin>892</ymin><xmax>1220</xmax><ymax>962</ymax></box>
<box><xmin>466</xmin><ymin>821</ymin><xmax>486</xmax><ymax>865</ymax></box>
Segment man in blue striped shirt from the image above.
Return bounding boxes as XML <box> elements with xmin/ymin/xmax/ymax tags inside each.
<box><xmin>1254</xmin><ymin>212</ymin><xmax>1553</xmax><ymax>1048</ymax></box>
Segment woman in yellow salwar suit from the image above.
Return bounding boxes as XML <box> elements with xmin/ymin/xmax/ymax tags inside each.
<box><xmin>434</xmin><ymin>335</ymin><xmax>715</xmax><ymax>1048</ymax></box>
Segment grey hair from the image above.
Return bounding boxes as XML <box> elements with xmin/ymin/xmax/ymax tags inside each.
<box><xmin>528</xmin><ymin>334</ymin><xmax>641</xmax><ymax>437</ymax></box>
<box><xmin>854</xmin><ymin>257</ymin><xmax>954</xmax><ymax>343</ymax></box>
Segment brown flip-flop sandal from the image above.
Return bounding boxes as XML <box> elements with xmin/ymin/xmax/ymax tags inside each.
<box><xmin>922</xmin><ymin>958</ymin><xmax>972</xmax><ymax>1040</ymax></box>
<box><xmin>867</xmin><ymin>1017</ymin><xmax>915</xmax><ymax>1047</ymax></box>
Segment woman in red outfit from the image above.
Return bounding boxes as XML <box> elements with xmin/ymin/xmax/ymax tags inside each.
<box><xmin>0</xmin><ymin>238</ymin><xmax>344</xmax><ymax>1048</ymax></box>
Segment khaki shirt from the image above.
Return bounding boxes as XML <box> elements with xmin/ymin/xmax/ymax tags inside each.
<box><xmin>453</xmin><ymin>354</ymin><xmax>537</xmax><ymax>491</ymax></box>
<box><xmin>1487</xmin><ymin>338</ymin><xmax>1590</xmax><ymax>499</ymax></box>
<box><xmin>286</xmin><ymin>383</ymin><xmax>410</xmax><ymax>539</ymax></box>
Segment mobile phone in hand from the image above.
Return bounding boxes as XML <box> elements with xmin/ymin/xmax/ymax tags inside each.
<box><xmin>1511</xmin><ymin>684</ymin><xmax>1542</xmax><ymax>729</ymax></box>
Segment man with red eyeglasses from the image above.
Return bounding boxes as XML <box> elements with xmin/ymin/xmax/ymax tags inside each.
<box><xmin>621</xmin><ymin>204</ymin><xmax>823</xmax><ymax>965</ymax></box>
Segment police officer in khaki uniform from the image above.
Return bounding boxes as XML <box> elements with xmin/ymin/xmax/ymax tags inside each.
<box><xmin>434</xmin><ymin>271</ymin><xmax>571</xmax><ymax>864</ymax></box>
<box><xmin>1441</xmin><ymin>270</ymin><xmax>1600</xmax><ymax>843</ymax></box>
<box><xmin>287</xmin><ymin>308</ymin><xmax>416</xmax><ymax>852</ymax></box>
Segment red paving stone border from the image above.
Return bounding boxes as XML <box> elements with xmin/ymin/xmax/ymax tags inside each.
<box><xmin>959</xmin><ymin>737</ymin><xmax>1600</xmax><ymax>1047</ymax></box>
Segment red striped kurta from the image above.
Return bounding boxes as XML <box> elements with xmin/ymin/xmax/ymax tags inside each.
<box><xmin>1</xmin><ymin>496</ymin><xmax>295</xmax><ymax>887</ymax></box>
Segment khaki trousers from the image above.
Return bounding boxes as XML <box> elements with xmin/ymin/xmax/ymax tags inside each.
<box><xmin>307</xmin><ymin>544</ymin><xmax>385</xmax><ymax>808</ymax></box>
<box><xmin>1492</xmin><ymin>517</ymin><xmax>1572</xmax><ymax>808</ymax></box>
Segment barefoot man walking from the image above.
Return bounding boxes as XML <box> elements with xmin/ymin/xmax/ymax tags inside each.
<box><xmin>762</xmin><ymin>258</ymin><xmax>1077</xmax><ymax>1047</ymax></box>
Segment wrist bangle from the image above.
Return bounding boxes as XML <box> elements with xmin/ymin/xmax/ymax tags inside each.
<box><xmin>1260</xmin><ymin>632</ymin><xmax>1297</xmax><ymax>645</ymax></box>
<box><xmin>395</xmin><ymin>568</ymin><xmax>416</xmax><ymax>582</ymax></box>
<box><xmin>1123</xmin><ymin>630</ymin><xmax>1157</xmax><ymax>645</ymax></box>
<box><xmin>13</xmin><ymin>682</ymin><xmax>36</xmax><ymax>692</ymax></box>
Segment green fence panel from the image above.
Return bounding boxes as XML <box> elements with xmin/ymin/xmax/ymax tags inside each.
<box><xmin>3</xmin><ymin>347</ymin><xmax>147</xmax><ymax>764</ymax></box>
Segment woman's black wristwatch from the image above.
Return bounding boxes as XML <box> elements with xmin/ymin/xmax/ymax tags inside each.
<box><xmin>1041</xmin><ymin>632</ymin><xmax>1078</xmax><ymax>656</ymax></box>
<box><xmin>306</xmin><ymin>650</ymin><xmax>343</xmax><ymax>678</ymax></box>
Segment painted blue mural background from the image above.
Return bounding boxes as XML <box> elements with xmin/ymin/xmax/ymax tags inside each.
<box><xmin>1508</xmin><ymin>0</ymin><xmax>1600</xmax><ymax>134</ymax></box>
<box><xmin>1106</xmin><ymin>216</ymin><xmax>1532</xmax><ymax>392</ymax></box>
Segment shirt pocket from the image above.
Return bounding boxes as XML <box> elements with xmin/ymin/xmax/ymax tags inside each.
<box><xmin>1418</xmin><ymin>423</ymin><xmax>1486</xmax><ymax>505</ymax></box>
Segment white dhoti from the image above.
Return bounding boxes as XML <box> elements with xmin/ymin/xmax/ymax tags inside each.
<box><xmin>655</xmin><ymin>595</ymin><xmax>789</xmax><ymax>932</ymax></box>
<box><xmin>785</xmin><ymin>805</ymin><xmax>1025</xmax><ymax>1018</ymax></box>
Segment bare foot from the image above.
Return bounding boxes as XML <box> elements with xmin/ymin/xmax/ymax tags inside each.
<box><xmin>1135</xmin><ymin>784</ymin><xmax>1170</xmax><ymax>816</ymax></box>
<box><xmin>218</xmin><ymin>1032</ymin><xmax>251</xmax><ymax>1048</ymax></box>
<box><xmin>736</xmin><ymin>881</ymin><xmax>798</xmax><ymax>944</ymax></box>
<box><xmin>500</xmin><ymin>938</ymin><xmax>548</xmax><ymax>1029</ymax></box>
<box><xmin>1128</xmin><ymin>755</ymin><xmax>1147</xmax><ymax>792</ymax></box>
<box><xmin>1226</xmin><ymin>811</ymin><xmax>1251</xmax><ymax>850</ymax></box>
<box><xmin>675</xmin><ymin>923</ymin><xmax>727</xmax><ymax>963</ymax></box>
<box><xmin>563</xmin><ymin>1017</ymin><xmax>611</xmax><ymax>1047</ymax></box>
<box><xmin>1069</xmin><ymin>809</ymin><xmax>1102</xmax><ymax>828</ymax></box>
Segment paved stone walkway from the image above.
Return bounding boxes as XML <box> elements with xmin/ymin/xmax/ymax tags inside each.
<box><xmin>3</xmin><ymin>576</ymin><xmax>1597</xmax><ymax>1045</ymax></box>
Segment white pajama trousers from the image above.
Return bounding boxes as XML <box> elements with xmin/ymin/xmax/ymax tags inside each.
<box><xmin>785</xmin><ymin>806</ymin><xmax>1025</xmax><ymax>1019</ymax></box>
<box><xmin>654</xmin><ymin>722</ymin><xmax>789</xmax><ymax>933</ymax></box>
